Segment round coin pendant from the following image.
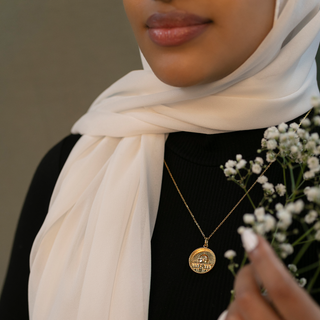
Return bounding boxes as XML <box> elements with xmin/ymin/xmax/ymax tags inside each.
<box><xmin>189</xmin><ymin>247</ymin><xmax>216</xmax><ymax>274</ymax></box>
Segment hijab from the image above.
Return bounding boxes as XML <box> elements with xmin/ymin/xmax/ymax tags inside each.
<box><xmin>29</xmin><ymin>1</ymin><xmax>320</xmax><ymax>319</ymax></box>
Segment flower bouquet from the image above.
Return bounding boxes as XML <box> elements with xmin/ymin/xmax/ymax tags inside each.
<box><xmin>222</xmin><ymin>97</ymin><xmax>320</xmax><ymax>300</ymax></box>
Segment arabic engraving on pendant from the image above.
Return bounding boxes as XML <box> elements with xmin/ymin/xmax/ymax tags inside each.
<box><xmin>189</xmin><ymin>247</ymin><xmax>216</xmax><ymax>274</ymax></box>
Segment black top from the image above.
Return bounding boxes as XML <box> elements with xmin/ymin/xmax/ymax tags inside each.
<box><xmin>1</xmin><ymin>125</ymin><xmax>319</xmax><ymax>319</ymax></box>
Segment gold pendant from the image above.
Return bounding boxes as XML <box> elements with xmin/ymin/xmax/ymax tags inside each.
<box><xmin>189</xmin><ymin>241</ymin><xmax>216</xmax><ymax>274</ymax></box>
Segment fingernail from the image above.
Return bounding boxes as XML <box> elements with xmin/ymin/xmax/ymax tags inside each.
<box><xmin>241</xmin><ymin>228</ymin><xmax>258</xmax><ymax>252</ymax></box>
<box><xmin>217</xmin><ymin>310</ymin><xmax>228</xmax><ymax>320</ymax></box>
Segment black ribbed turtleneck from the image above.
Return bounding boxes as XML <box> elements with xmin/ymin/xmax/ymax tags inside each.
<box><xmin>1</xmin><ymin>127</ymin><xmax>319</xmax><ymax>320</ymax></box>
<box><xmin>149</xmin><ymin>129</ymin><xmax>270</xmax><ymax>319</ymax></box>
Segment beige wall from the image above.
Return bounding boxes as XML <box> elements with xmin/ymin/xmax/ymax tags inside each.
<box><xmin>0</xmin><ymin>0</ymin><xmax>141</xmax><ymax>290</ymax></box>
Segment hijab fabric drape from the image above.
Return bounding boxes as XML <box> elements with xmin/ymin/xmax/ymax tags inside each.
<box><xmin>29</xmin><ymin>1</ymin><xmax>320</xmax><ymax>319</ymax></box>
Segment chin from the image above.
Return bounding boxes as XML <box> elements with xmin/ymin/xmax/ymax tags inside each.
<box><xmin>152</xmin><ymin>66</ymin><xmax>213</xmax><ymax>88</ymax></box>
<box><xmin>155</xmin><ymin>70</ymin><xmax>224</xmax><ymax>88</ymax></box>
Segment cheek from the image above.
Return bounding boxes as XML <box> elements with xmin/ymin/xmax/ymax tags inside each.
<box><xmin>122</xmin><ymin>0</ymin><xmax>145</xmax><ymax>34</ymax></box>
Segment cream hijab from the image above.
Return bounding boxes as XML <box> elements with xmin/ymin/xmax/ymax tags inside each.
<box><xmin>29</xmin><ymin>1</ymin><xmax>320</xmax><ymax>319</ymax></box>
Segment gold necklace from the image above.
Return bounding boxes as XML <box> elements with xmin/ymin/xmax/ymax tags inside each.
<box><xmin>163</xmin><ymin>110</ymin><xmax>312</xmax><ymax>274</ymax></box>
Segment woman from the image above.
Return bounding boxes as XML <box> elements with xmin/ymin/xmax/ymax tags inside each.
<box><xmin>1</xmin><ymin>0</ymin><xmax>320</xmax><ymax>319</ymax></box>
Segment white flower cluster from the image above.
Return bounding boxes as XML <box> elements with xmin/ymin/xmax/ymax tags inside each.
<box><xmin>242</xmin><ymin>207</ymin><xmax>276</xmax><ymax>235</ymax></box>
<box><xmin>304</xmin><ymin>186</ymin><xmax>320</xmax><ymax>205</ymax></box>
<box><xmin>224</xmin><ymin>250</ymin><xmax>237</xmax><ymax>260</ymax></box>
<box><xmin>261</xmin><ymin>117</ymin><xmax>320</xmax><ymax>166</ymax></box>
<box><xmin>223</xmin><ymin>155</ymin><xmax>264</xmax><ymax>178</ymax></box>
<box><xmin>223</xmin><ymin>99</ymin><xmax>320</xmax><ymax>294</ymax></box>
<box><xmin>304</xmin><ymin>155</ymin><xmax>320</xmax><ymax>180</ymax></box>
<box><xmin>256</xmin><ymin>177</ymin><xmax>286</xmax><ymax>197</ymax></box>
<box><xmin>223</xmin><ymin>154</ymin><xmax>248</xmax><ymax>177</ymax></box>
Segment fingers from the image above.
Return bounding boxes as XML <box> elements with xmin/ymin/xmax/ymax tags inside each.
<box><xmin>241</xmin><ymin>229</ymin><xmax>320</xmax><ymax>320</ymax></box>
<box><xmin>224</xmin><ymin>265</ymin><xmax>282</xmax><ymax>320</ymax></box>
<box><xmin>234</xmin><ymin>265</ymin><xmax>282</xmax><ymax>320</ymax></box>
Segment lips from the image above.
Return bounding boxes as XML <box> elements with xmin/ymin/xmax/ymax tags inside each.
<box><xmin>146</xmin><ymin>11</ymin><xmax>212</xmax><ymax>47</ymax></box>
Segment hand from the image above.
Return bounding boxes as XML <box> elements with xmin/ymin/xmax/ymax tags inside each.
<box><xmin>218</xmin><ymin>229</ymin><xmax>320</xmax><ymax>320</ymax></box>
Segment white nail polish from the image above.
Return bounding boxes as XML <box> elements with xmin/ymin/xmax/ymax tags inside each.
<box><xmin>241</xmin><ymin>228</ymin><xmax>258</xmax><ymax>252</ymax></box>
<box><xmin>217</xmin><ymin>310</ymin><xmax>228</xmax><ymax>320</ymax></box>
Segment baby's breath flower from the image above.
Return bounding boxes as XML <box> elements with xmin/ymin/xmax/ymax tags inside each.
<box><xmin>315</xmin><ymin>230</ymin><xmax>320</xmax><ymax>241</ymax></box>
<box><xmin>224</xmin><ymin>250</ymin><xmax>237</xmax><ymax>260</ymax></box>
<box><xmin>225</xmin><ymin>160</ymin><xmax>237</xmax><ymax>168</ymax></box>
<box><xmin>311</xmin><ymin>132</ymin><xmax>320</xmax><ymax>141</ymax></box>
<box><xmin>297</xmin><ymin>129</ymin><xmax>309</xmax><ymax>140</ymax></box>
<box><xmin>267</xmin><ymin>139</ymin><xmax>278</xmax><ymax>150</ymax></box>
<box><xmin>236</xmin><ymin>154</ymin><xmax>242</xmax><ymax>161</ymax></box>
<box><xmin>288</xmin><ymin>131</ymin><xmax>298</xmax><ymax>139</ymax></box>
<box><xmin>290</xmin><ymin>145</ymin><xmax>299</xmax><ymax>154</ymax></box>
<box><xmin>266</xmin><ymin>151</ymin><xmax>277</xmax><ymax>163</ymax></box>
<box><xmin>313</xmin><ymin>116</ymin><xmax>320</xmax><ymax>126</ymax></box>
<box><xmin>314</xmin><ymin>221</ymin><xmax>320</xmax><ymax>230</ymax></box>
<box><xmin>261</xmin><ymin>138</ymin><xmax>267</xmax><ymax>148</ymax></box>
<box><xmin>224</xmin><ymin>168</ymin><xmax>236</xmax><ymax>177</ymax></box>
<box><xmin>264</xmin><ymin>127</ymin><xmax>279</xmax><ymax>140</ymax></box>
<box><xmin>288</xmin><ymin>264</ymin><xmax>298</xmax><ymax>273</ymax></box>
<box><xmin>298</xmin><ymin>278</ymin><xmax>307</xmax><ymax>288</ymax></box>
<box><xmin>278</xmin><ymin>122</ymin><xmax>288</xmax><ymax>133</ymax></box>
<box><xmin>308</xmin><ymin>157</ymin><xmax>319</xmax><ymax>170</ymax></box>
<box><xmin>304</xmin><ymin>170</ymin><xmax>316</xmax><ymax>180</ymax></box>
<box><xmin>290</xmin><ymin>123</ymin><xmax>299</xmax><ymax>130</ymax></box>
<box><xmin>243</xmin><ymin>214</ymin><xmax>255</xmax><ymax>224</ymax></box>
<box><xmin>262</xmin><ymin>182</ymin><xmax>275</xmax><ymax>195</ymax></box>
<box><xmin>257</xmin><ymin>175</ymin><xmax>268</xmax><ymax>184</ymax></box>
<box><xmin>252</xmin><ymin>163</ymin><xmax>262</xmax><ymax>174</ymax></box>
<box><xmin>275</xmin><ymin>184</ymin><xmax>286</xmax><ymax>197</ymax></box>
<box><xmin>264</xmin><ymin>214</ymin><xmax>276</xmax><ymax>232</ymax></box>
<box><xmin>236</xmin><ymin>159</ymin><xmax>247</xmax><ymax>170</ymax></box>
<box><xmin>305</xmin><ymin>141</ymin><xmax>316</xmax><ymax>151</ymax></box>
<box><xmin>279</xmin><ymin>243</ymin><xmax>294</xmax><ymax>258</ymax></box>
<box><xmin>254</xmin><ymin>207</ymin><xmax>265</xmax><ymax>222</ymax></box>
<box><xmin>305</xmin><ymin>187</ymin><xmax>320</xmax><ymax>204</ymax></box>
<box><xmin>255</xmin><ymin>223</ymin><xmax>266</xmax><ymax>235</ymax></box>
<box><xmin>301</xmin><ymin>118</ymin><xmax>311</xmax><ymax>128</ymax></box>
<box><xmin>315</xmin><ymin>146</ymin><xmax>320</xmax><ymax>155</ymax></box>
<box><xmin>275</xmin><ymin>203</ymin><xmax>284</xmax><ymax>211</ymax></box>
<box><xmin>275</xmin><ymin>233</ymin><xmax>286</xmax><ymax>242</ymax></box>
<box><xmin>311</xmin><ymin>96</ymin><xmax>320</xmax><ymax>108</ymax></box>
<box><xmin>286</xmin><ymin>203</ymin><xmax>295</xmax><ymax>213</ymax></box>
<box><xmin>237</xmin><ymin>226</ymin><xmax>246</xmax><ymax>235</ymax></box>
<box><xmin>277</xmin><ymin>209</ymin><xmax>292</xmax><ymax>229</ymax></box>
<box><xmin>293</xmin><ymin>200</ymin><xmax>304</xmax><ymax>214</ymax></box>
<box><xmin>304</xmin><ymin>210</ymin><xmax>318</xmax><ymax>224</ymax></box>
<box><xmin>255</xmin><ymin>157</ymin><xmax>264</xmax><ymax>166</ymax></box>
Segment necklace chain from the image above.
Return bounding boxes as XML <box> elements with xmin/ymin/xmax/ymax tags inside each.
<box><xmin>164</xmin><ymin>109</ymin><xmax>312</xmax><ymax>246</ymax></box>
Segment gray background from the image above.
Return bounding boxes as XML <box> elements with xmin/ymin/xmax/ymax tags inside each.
<box><xmin>1</xmin><ymin>1</ymin><xmax>320</xmax><ymax>293</ymax></box>
<box><xmin>0</xmin><ymin>0</ymin><xmax>141</xmax><ymax>290</ymax></box>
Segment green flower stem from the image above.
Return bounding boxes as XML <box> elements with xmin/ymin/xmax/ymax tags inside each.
<box><xmin>294</xmin><ymin>163</ymin><xmax>307</xmax><ymax>199</ymax></box>
<box><xmin>311</xmin><ymin>288</ymin><xmax>320</xmax><ymax>294</ymax></box>
<box><xmin>241</xmin><ymin>186</ymin><xmax>256</xmax><ymax>210</ymax></box>
<box><xmin>258</xmin><ymin>196</ymin><xmax>267</xmax><ymax>208</ymax></box>
<box><xmin>229</xmin><ymin>290</ymin><xmax>235</xmax><ymax>304</ymax></box>
<box><xmin>240</xmin><ymin>252</ymin><xmax>248</xmax><ymax>268</ymax></box>
<box><xmin>228</xmin><ymin>265</ymin><xmax>237</xmax><ymax>278</ymax></box>
<box><xmin>296</xmin><ymin>239</ymin><xmax>316</xmax><ymax>245</ymax></box>
<box><xmin>292</xmin><ymin>226</ymin><xmax>315</xmax><ymax>247</ymax></box>
<box><xmin>307</xmin><ymin>261</ymin><xmax>320</xmax><ymax>293</ymax></box>
<box><xmin>297</xmin><ymin>261</ymin><xmax>320</xmax><ymax>274</ymax></box>
<box><xmin>288</xmin><ymin>164</ymin><xmax>297</xmax><ymax>201</ymax></box>
<box><xmin>292</xmin><ymin>241</ymin><xmax>313</xmax><ymax>266</ymax></box>
<box><xmin>282</xmin><ymin>163</ymin><xmax>288</xmax><ymax>201</ymax></box>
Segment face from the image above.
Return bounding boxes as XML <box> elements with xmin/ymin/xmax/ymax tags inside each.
<box><xmin>123</xmin><ymin>0</ymin><xmax>276</xmax><ymax>87</ymax></box>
